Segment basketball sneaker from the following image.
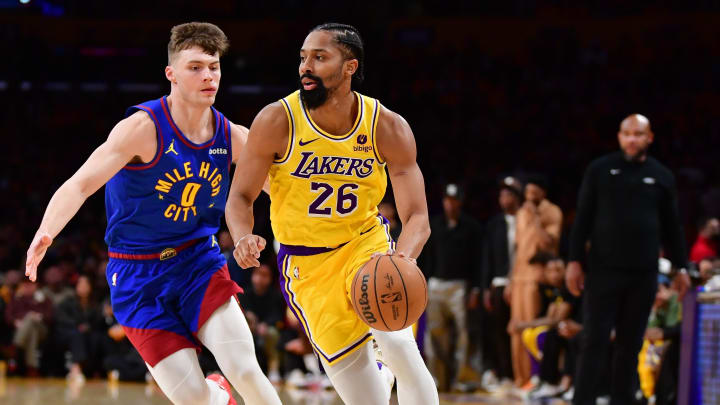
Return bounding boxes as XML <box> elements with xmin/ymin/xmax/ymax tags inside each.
<box><xmin>206</xmin><ymin>373</ymin><xmax>237</xmax><ymax>405</ymax></box>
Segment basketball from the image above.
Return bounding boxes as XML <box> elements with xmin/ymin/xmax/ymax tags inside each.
<box><xmin>351</xmin><ymin>254</ymin><xmax>428</xmax><ymax>332</ymax></box>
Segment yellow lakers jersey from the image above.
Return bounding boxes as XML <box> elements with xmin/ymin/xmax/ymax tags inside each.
<box><xmin>269</xmin><ymin>90</ymin><xmax>387</xmax><ymax>247</ymax></box>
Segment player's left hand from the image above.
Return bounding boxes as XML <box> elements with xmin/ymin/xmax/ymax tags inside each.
<box><xmin>233</xmin><ymin>234</ymin><xmax>266</xmax><ymax>269</ymax></box>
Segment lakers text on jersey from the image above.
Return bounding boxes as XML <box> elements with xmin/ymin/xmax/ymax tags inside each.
<box><xmin>269</xmin><ymin>90</ymin><xmax>387</xmax><ymax>248</ymax></box>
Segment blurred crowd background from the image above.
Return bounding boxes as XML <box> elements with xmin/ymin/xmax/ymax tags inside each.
<box><xmin>1</xmin><ymin>1</ymin><xmax>720</xmax><ymax>403</ymax></box>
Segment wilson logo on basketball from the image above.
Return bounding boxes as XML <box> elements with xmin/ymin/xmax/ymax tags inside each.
<box><xmin>381</xmin><ymin>292</ymin><xmax>403</xmax><ymax>303</ymax></box>
<box><xmin>352</xmin><ymin>255</ymin><xmax>428</xmax><ymax>332</ymax></box>
<box><xmin>358</xmin><ymin>274</ymin><xmax>377</xmax><ymax>324</ymax></box>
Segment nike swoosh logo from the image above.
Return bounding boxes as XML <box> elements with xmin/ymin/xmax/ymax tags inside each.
<box><xmin>298</xmin><ymin>138</ymin><xmax>320</xmax><ymax>146</ymax></box>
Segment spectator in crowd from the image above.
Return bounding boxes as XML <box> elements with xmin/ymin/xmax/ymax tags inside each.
<box><xmin>557</xmin><ymin>317</ymin><xmax>585</xmax><ymax>402</ymax></box>
<box><xmin>0</xmin><ymin>269</ymin><xmax>21</xmax><ymax>309</ymax></box>
<box><xmin>508</xmin><ymin>174</ymin><xmax>563</xmax><ymax>387</ymax></box>
<box><xmin>239</xmin><ymin>263</ymin><xmax>285</xmax><ymax>383</ymax></box>
<box><xmin>54</xmin><ymin>274</ymin><xmax>103</xmax><ymax>383</ymax></box>
<box><xmin>697</xmin><ymin>257</ymin><xmax>718</xmax><ymax>284</ymax></box>
<box><xmin>280</xmin><ymin>307</ymin><xmax>313</xmax><ymax>388</ymax></box>
<box><xmin>40</xmin><ymin>265</ymin><xmax>74</xmax><ymax>307</ymax></box>
<box><xmin>91</xmin><ymin>259</ymin><xmax>110</xmax><ymax>302</ymax></box>
<box><xmin>0</xmin><ymin>274</ymin><xmax>9</xmax><ymax>347</ymax></box>
<box><xmin>481</xmin><ymin>176</ymin><xmax>523</xmax><ymax>389</ymax></box>
<box><xmin>507</xmin><ymin>252</ymin><xmax>577</xmax><ymax>398</ymax></box>
<box><xmin>567</xmin><ymin>114</ymin><xmax>689</xmax><ymax>405</ymax></box>
<box><xmin>689</xmin><ymin>217</ymin><xmax>719</xmax><ymax>262</ymax></box>
<box><xmin>5</xmin><ymin>279</ymin><xmax>54</xmax><ymax>376</ymax></box>
<box><xmin>422</xmin><ymin>183</ymin><xmax>483</xmax><ymax>391</ymax></box>
<box><xmin>0</xmin><ymin>270</ymin><xmax>22</xmax><ymax>349</ymax></box>
<box><xmin>637</xmin><ymin>274</ymin><xmax>681</xmax><ymax>405</ymax></box>
<box><xmin>1</xmin><ymin>269</ymin><xmax>22</xmax><ymax>300</ymax></box>
<box><xmin>99</xmin><ymin>299</ymin><xmax>148</xmax><ymax>382</ymax></box>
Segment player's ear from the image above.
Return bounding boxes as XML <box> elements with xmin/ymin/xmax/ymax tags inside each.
<box><xmin>165</xmin><ymin>65</ymin><xmax>176</xmax><ymax>84</ymax></box>
<box><xmin>345</xmin><ymin>59</ymin><xmax>358</xmax><ymax>78</ymax></box>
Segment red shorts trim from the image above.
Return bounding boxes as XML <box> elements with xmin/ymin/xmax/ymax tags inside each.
<box><xmin>122</xmin><ymin>326</ymin><xmax>198</xmax><ymax>367</ymax></box>
<box><xmin>120</xmin><ymin>265</ymin><xmax>242</xmax><ymax>367</ymax></box>
<box><xmin>196</xmin><ymin>264</ymin><xmax>244</xmax><ymax>332</ymax></box>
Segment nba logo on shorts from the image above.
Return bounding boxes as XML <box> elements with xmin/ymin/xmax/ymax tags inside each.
<box><xmin>357</xmin><ymin>134</ymin><xmax>367</xmax><ymax>145</ymax></box>
<box><xmin>293</xmin><ymin>267</ymin><xmax>300</xmax><ymax>280</ymax></box>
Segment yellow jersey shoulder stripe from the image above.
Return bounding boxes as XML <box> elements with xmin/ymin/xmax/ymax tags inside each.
<box><xmin>274</xmin><ymin>97</ymin><xmax>295</xmax><ymax>164</ymax></box>
<box><xmin>370</xmin><ymin>99</ymin><xmax>384</xmax><ymax>165</ymax></box>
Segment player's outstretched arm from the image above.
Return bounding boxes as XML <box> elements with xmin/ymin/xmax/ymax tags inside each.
<box><xmin>226</xmin><ymin>103</ymin><xmax>287</xmax><ymax>268</ymax></box>
<box><xmin>376</xmin><ymin>106</ymin><xmax>431</xmax><ymax>260</ymax></box>
<box><xmin>25</xmin><ymin>112</ymin><xmax>156</xmax><ymax>281</ymax></box>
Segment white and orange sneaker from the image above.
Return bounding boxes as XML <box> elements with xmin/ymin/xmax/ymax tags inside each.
<box><xmin>206</xmin><ymin>373</ymin><xmax>237</xmax><ymax>405</ymax></box>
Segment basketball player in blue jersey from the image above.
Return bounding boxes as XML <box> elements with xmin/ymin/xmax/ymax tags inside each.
<box><xmin>226</xmin><ymin>23</ymin><xmax>439</xmax><ymax>405</ymax></box>
<box><xmin>24</xmin><ymin>22</ymin><xmax>281</xmax><ymax>405</ymax></box>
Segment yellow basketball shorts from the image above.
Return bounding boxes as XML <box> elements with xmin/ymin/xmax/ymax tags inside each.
<box><xmin>276</xmin><ymin>215</ymin><xmax>395</xmax><ymax>365</ymax></box>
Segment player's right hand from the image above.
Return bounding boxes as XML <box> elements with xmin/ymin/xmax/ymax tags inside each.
<box><xmin>25</xmin><ymin>231</ymin><xmax>53</xmax><ymax>282</ymax></box>
<box><xmin>565</xmin><ymin>261</ymin><xmax>585</xmax><ymax>297</ymax></box>
<box><xmin>233</xmin><ymin>234</ymin><xmax>266</xmax><ymax>269</ymax></box>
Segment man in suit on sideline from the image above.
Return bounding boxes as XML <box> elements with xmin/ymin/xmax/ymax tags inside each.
<box><xmin>480</xmin><ymin>177</ymin><xmax>523</xmax><ymax>386</ymax></box>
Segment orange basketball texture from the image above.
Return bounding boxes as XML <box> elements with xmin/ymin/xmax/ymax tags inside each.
<box><xmin>351</xmin><ymin>255</ymin><xmax>428</xmax><ymax>332</ymax></box>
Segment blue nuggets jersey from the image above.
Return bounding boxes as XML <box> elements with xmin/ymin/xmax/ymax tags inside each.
<box><xmin>105</xmin><ymin>96</ymin><xmax>232</xmax><ymax>251</ymax></box>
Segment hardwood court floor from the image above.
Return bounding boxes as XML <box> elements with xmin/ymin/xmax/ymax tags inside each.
<box><xmin>0</xmin><ymin>377</ymin><xmax>571</xmax><ymax>404</ymax></box>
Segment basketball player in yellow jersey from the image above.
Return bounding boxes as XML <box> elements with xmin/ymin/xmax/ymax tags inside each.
<box><xmin>226</xmin><ymin>23</ymin><xmax>439</xmax><ymax>405</ymax></box>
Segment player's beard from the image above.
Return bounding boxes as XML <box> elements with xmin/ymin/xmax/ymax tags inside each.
<box><xmin>299</xmin><ymin>73</ymin><xmax>328</xmax><ymax>109</ymax></box>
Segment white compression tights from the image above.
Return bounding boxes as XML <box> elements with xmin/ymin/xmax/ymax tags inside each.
<box><xmin>147</xmin><ymin>297</ymin><xmax>281</xmax><ymax>405</ymax></box>
<box><xmin>322</xmin><ymin>342</ymin><xmax>390</xmax><ymax>405</ymax></box>
<box><xmin>323</xmin><ymin>327</ymin><xmax>439</xmax><ymax>405</ymax></box>
<box><xmin>147</xmin><ymin>349</ymin><xmax>228</xmax><ymax>405</ymax></box>
<box><xmin>372</xmin><ymin>327</ymin><xmax>439</xmax><ymax>405</ymax></box>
